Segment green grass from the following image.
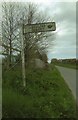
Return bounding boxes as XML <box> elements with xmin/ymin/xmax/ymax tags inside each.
<box><xmin>2</xmin><ymin>65</ymin><xmax>76</xmax><ymax>118</ymax></box>
<box><xmin>53</xmin><ymin>63</ymin><xmax>78</xmax><ymax>70</ymax></box>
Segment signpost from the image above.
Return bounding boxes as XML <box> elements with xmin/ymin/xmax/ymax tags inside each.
<box><xmin>21</xmin><ymin>22</ymin><xmax>56</xmax><ymax>87</ymax></box>
<box><xmin>23</xmin><ymin>22</ymin><xmax>56</xmax><ymax>34</ymax></box>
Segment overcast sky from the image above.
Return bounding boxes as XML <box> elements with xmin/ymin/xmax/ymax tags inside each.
<box><xmin>31</xmin><ymin>1</ymin><xmax>76</xmax><ymax>61</ymax></box>
<box><xmin>44</xmin><ymin>2</ymin><xmax>76</xmax><ymax>62</ymax></box>
<box><xmin>36</xmin><ymin>2</ymin><xmax>76</xmax><ymax>62</ymax></box>
<box><xmin>0</xmin><ymin>0</ymin><xmax>77</xmax><ymax>62</ymax></box>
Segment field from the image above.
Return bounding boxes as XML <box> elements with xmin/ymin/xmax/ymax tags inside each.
<box><xmin>53</xmin><ymin>63</ymin><xmax>78</xmax><ymax>70</ymax></box>
<box><xmin>2</xmin><ymin>64</ymin><xmax>76</xmax><ymax>118</ymax></box>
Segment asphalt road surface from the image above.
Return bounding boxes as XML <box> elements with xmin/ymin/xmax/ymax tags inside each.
<box><xmin>56</xmin><ymin>66</ymin><xmax>77</xmax><ymax>100</ymax></box>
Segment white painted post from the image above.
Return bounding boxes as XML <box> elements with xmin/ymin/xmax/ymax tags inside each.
<box><xmin>20</xmin><ymin>24</ymin><xmax>26</xmax><ymax>87</ymax></box>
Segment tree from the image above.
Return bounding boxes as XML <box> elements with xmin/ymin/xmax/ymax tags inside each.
<box><xmin>2</xmin><ymin>2</ymin><xmax>56</xmax><ymax>87</ymax></box>
<box><xmin>2</xmin><ymin>2</ymin><xmax>21</xmax><ymax>68</ymax></box>
<box><xmin>19</xmin><ymin>3</ymin><xmax>55</xmax><ymax>67</ymax></box>
<box><xmin>2</xmin><ymin>2</ymin><xmax>55</xmax><ymax>67</ymax></box>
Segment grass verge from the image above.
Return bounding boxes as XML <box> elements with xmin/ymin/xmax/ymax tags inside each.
<box><xmin>2</xmin><ymin>65</ymin><xmax>76</xmax><ymax>118</ymax></box>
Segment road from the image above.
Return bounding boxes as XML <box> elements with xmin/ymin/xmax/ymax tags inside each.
<box><xmin>56</xmin><ymin>66</ymin><xmax>77</xmax><ymax>100</ymax></box>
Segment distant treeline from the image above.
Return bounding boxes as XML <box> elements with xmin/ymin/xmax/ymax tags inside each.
<box><xmin>51</xmin><ymin>58</ymin><xmax>78</xmax><ymax>64</ymax></box>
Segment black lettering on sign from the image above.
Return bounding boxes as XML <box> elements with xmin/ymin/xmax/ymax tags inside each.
<box><xmin>32</xmin><ymin>24</ymin><xmax>46</xmax><ymax>32</ymax></box>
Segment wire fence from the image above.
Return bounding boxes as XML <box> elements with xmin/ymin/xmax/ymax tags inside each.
<box><xmin>1</xmin><ymin>41</ymin><xmax>22</xmax><ymax>72</ymax></box>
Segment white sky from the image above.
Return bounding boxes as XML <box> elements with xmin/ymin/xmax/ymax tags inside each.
<box><xmin>0</xmin><ymin>0</ymin><xmax>77</xmax><ymax>62</ymax></box>
<box><xmin>0</xmin><ymin>0</ymin><xmax>77</xmax><ymax>2</ymax></box>
<box><xmin>46</xmin><ymin>2</ymin><xmax>76</xmax><ymax>61</ymax></box>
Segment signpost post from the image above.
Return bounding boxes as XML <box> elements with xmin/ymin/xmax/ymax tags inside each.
<box><xmin>21</xmin><ymin>22</ymin><xmax>56</xmax><ymax>87</ymax></box>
